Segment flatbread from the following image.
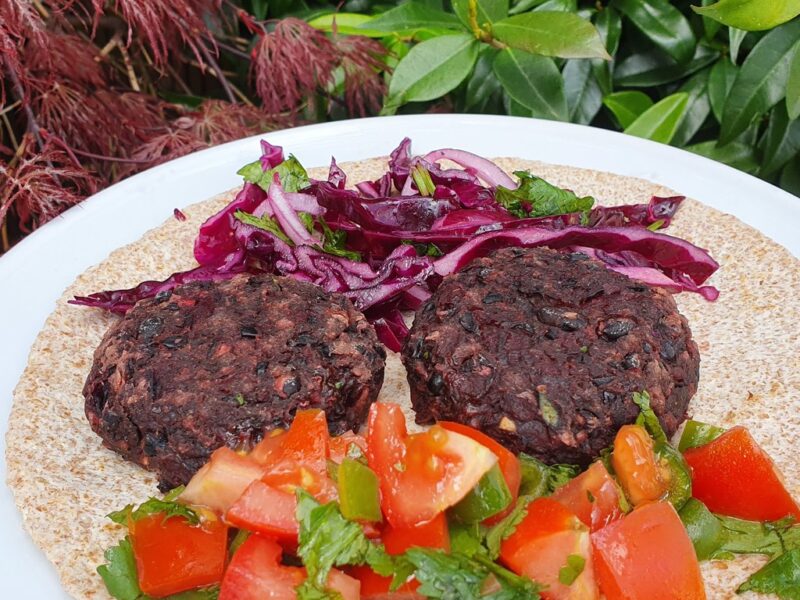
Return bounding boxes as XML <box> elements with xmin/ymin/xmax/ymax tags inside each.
<box><xmin>6</xmin><ymin>157</ymin><xmax>800</xmax><ymax>599</ymax></box>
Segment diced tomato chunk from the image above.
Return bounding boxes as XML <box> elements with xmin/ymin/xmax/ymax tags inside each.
<box><xmin>273</xmin><ymin>409</ymin><xmax>330</xmax><ymax>473</ymax></box>
<box><xmin>592</xmin><ymin>501</ymin><xmax>705</xmax><ymax>600</ymax></box>
<box><xmin>367</xmin><ymin>403</ymin><xmax>497</xmax><ymax>527</ymax></box>
<box><xmin>500</xmin><ymin>498</ymin><xmax>598</xmax><ymax>600</ymax></box>
<box><xmin>382</xmin><ymin>512</ymin><xmax>450</xmax><ymax>555</ymax></box>
<box><xmin>181</xmin><ymin>447</ymin><xmax>264</xmax><ymax>513</ymax></box>
<box><xmin>683</xmin><ymin>426</ymin><xmax>800</xmax><ymax>521</ymax></box>
<box><xmin>612</xmin><ymin>425</ymin><xmax>668</xmax><ymax>506</ymax></box>
<box><xmin>327</xmin><ymin>569</ymin><xmax>361</xmax><ymax>600</ymax></box>
<box><xmin>249</xmin><ymin>429</ymin><xmax>287</xmax><ymax>465</ymax></box>
<box><xmin>329</xmin><ymin>431</ymin><xmax>368</xmax><ymax>464</ymax></box>
<box><xmin>349</xmin><ymin>565</ymin><xmax>421</xmax><ymax>598</ymax></box>
<box><xmin>129</xmin><ymin>514</ymin><xmax>227</xmax><ymax>598</ymax></box>
<box><xmin>553</xmin><ymin>461</ymin><xmax>624</xmax><ymax>531</ymax></box>
<box><xmin>219</xmin><ymin>535</ymin><xmax>303</xmax><ymax>600</ymax></box>
<box><xmin>226</xmin><ymin>480</ymin><xmax>298</xmax><ymax>543</ymax></box>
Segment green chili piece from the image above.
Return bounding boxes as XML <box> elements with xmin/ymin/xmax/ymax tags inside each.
<box><xmin>655</xmin><ymin>442</ymin><xmax>693</xmax><ymax>510</ymax></box>
<box><xmin>678</xmin><ymin>420</ymin><xmax>725</xmax><ymax>452</ymax></box>
<box><xmin>518</xmin><ymin>454</ymin><xmax>550</xmax><ymax>498</ymax></box>
<box><xmin>450</xmin><ymin>464</ymin><xmax>512</xmax><ymax>523</ymax></box>
<box><xmin>679</xmin><ymin>498</ymin><xmax>725</xmax><ymax>560</ymax></box>
<box><xmin>337</xmin><ymin>458</ymin><xmax>382</xmax><ymax>522</ymax></box>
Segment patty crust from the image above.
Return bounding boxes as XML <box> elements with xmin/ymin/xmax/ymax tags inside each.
<box><xmin>402</xmin><ymin>247</ymin><xmax>699</xmax><ymax>466</ymax></box>
<box><xmin>84</xmin><ymin>274</ymin><xmax>386</xmax><ymax>489</ymax></box>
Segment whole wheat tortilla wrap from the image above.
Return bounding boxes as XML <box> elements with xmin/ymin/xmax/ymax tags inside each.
<box><xmin>6</xmin><ymin>156</ymin><xmax>800</xmax><ymax>599</ymax></box>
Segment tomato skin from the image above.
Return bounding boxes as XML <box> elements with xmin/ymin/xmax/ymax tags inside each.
<box><xmin>129</xmin><ymin>514</ymin><xmax>228</xmax><ymax>598</ymax></box>
<box><xmin>225</xmin><ymin>480</ymin><xmax>298</xmax><ymax>543</ymax></box>
<box><xmin>553</xmin><ymin>461</ymin><xmax>624</xmax><ymax>531</ymax></box>
<box><xmin>592</xmin><ymin>501</ymin><xmax>706</xmax><ymax>600</ymax></box>
<box><xmin>267</xmin><ymin>409</ymin><xmax>331</xmax><ymax>473</ymax></box>
<box><xmin>181</xmin><ymin>448</ymin><xmax>264</xmax><ymax>514</ymax></box>
<box><xmin>327</xmin><ymin>569</ymin><xmax>361</xmax><ymax>600</ymax></box>
<box><xmin>612</xmin><ymin>425</ymin><xmax>668</xmax><ymax>507</ymax></box>
<box><xmin>683</xmin><ymin>426</ymin><xmax>800</xmax><ymax>522</ymax></box>
<box><xmin>219</xmin><ymin>535</ymin><xmax>303</xmax><ymax>600</ymax></box>
<box><xmin>500</xmin><ymin>498</ymin><xmax>598</xmax><ymax>600</ymax></box>
<box><xmin>438</xmin><ymin>421</ymin><xmax>522</xmax><ymax>500</ymax></box>
<box><xmin>329</xmin><ymin>431</ymin><xmax>368</xmax><ymax>463</ymax></box>
<box><xmin>367</xmin><ymin>403</ymin><xmax>497</xmax><ymax>527</ymax></box>
<box><xmin>382</xmin><ymin>512</ymin><xmax>450</xmax><ymax>555</ymax></box>
<box><xmin>349</xmin><ymin>565</ymin><xmax>422</xmax><ymax>599</ymax></box>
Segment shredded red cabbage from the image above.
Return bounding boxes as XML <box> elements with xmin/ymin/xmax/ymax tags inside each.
<box><xmin>71</xmin><ymin>138</ymin><xmax>720</xmax><ymax>349</ymax></box>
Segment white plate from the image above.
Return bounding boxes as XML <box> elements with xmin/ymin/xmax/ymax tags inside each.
<box><xmin>2</xmin><ymin>114</ymin><xmax>798</xmax><ymax>598</ymax></box>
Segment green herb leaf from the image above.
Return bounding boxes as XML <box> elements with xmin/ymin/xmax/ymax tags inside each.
<box><xmin>107</xmin><ymin>488</ymin><xmax>199</xmax><ymax>526</ymax></box>
<box><xmin>233</xmin><ymin>210</ymin><xmax>292</xmax><ymax>245</ymax></box>
<box><xmin>692</xmin><ymin>0</ymin><xmax>800</xmax><ymax>32</ymax></box>
<box><xmin>613</xmin><ymin>0</ymin><xmax>696</xmax><ymax>64</ymax></box>
<box><xmin>493</xmin><ymin>49</ymin><xmax>567</xmax><ymax>121</ymax></box>
<box><xmin>238</xmin><ymin>155</ymin><xmax>310</xmax><ymax>194</ymax></box>
<box><xmin>717</xmin><ymin>515</ymin><xmax>800</xmax><ymax>557</ymax></box>
<box><xmin>632</xmin><ymin>391</ymin><xmax>668</xmax><ymax>445</ymax></box>
<box><xmin>708</xmin><ymin>58</ymin><xmax>739</xmax><ymax>123</ymax></box>
<box><xmin>678</xmin><ymin>420</ymin><xmax>726</xmax><ymax>452</ymax></box>
<box><xmin>624</xmin><ymin>92</ymin><xmax>690</xmax><ymax>144</ymax></box>
<box><xmin>719</xmin><ymin>19</ymin><xmax>800</xmax><ymax>144</ymax></box>
<box><xmin>97</xmin><ymin>537</ymin><xmax>142</xmax><ymax>600</ymax></box>
<box><xmin>729</xmin><ymin>27</ymin><xmax>748</xmax><ymax>64</ymax></box>
<box><xmin>558</xmin><ymin>554</ymin><xmax>586</xmax><ymax>585</ymax></box>
<box><xmin>495</xmin><ymin>171</ymin><xmax>593</xmax><ymax>218</ymax></box>
<box><xmin>485</xmin><ymin>496</ymin><xmax>533</xmax><ymax>559</ymax></box>
<box><xmin>492</xmin><ymin>12</ymin><xmax>610</xmax><ymax>60</ymax></box>
<box><xmin>448</xmin><ymin>522</ymin><xmax>487</xmax><ymax>559</ymax></box>
<box><xmin>384</xmin><ymin>33</ymin><xmax>479</xmax><ymax>111</ymax></box>
<box><xmin>603</xmin><ymin>91</ymin><xmax>653</xmax><ymax>129</ymax></box>
<box><xmin>452</xmin><ymin>0</ymin><xmax>509</xmax><ymax>29</ymax></box>
<box><xmin>787</xmin><ymin>43</ymin><xmax>800</xmax><ymax>120</ymax></box>
<box><xmin>563</xmin><ymin>59</ymin><xmax>604</xmax><ymax>125</ymax></box>
<box><xmin>686</xmin><ymin>140</ymin><xmax>759</xmax><ymax>174</ymax></box>
<box><xmin>296</xmin><ymin>490</ymin><xmax>393</xmax><ymax>595</ymax></box>
<box><xmin>316</xmin><ymin>217</ymin><xmax>361</xmax><ymax>261</ymax></box>
<box><xmin>737</xmin><ymin>548</ymin><xmax>800</xmax><ymax>598</ymax></box>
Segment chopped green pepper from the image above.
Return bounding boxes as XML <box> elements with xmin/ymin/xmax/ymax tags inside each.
<box><xmin>518</xmin><ymin>454</ymin><xmax>550</xmax><ymax>498</ymax></box>
<box><xmin>337</xmin><ymin>458</ymin><xmax>382</xmax><ymax>522</ymax></box>
<box><xmin>678</xmin><ymin>420</ymin><xmax>725</xmax><ymax>452</ymax></box>
<box><xmin>450</xmin><ymin>464</ymin><xmax>512</xmax><ymax>523</ymax></box>
<box><xmin>679</xmin><ymin>498</ymin><xmax>725</xmax><ymax>560</ymax></box>
<box><xmin>655</xmin><ymin>442</ymin><xmax>693</xmax><ymax>510</ymax></box>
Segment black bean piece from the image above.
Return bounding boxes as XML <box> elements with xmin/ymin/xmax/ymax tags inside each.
<box><xmin>427</xmin><ymin>373</ymin><xmax>444</xmax><ymax>394</ymax></box>
<box><xmin>240</xmin><ymin>325</ymin><xmax>258</xmax><ymax>338</ymax></box>
<box><xmin>600</xmin><ymin>318</ymin><xmax>635</xmax><ymax>341</ymax></box>
<box><xmin>482</xmin><ymin>293</ymin><xmax>503</xmax><ymax>304</ymax></box>
<box><xmin>660</xmin><ymin>340</ymin><xmax>677</xmax><ymax>361</ymax></box>
<box><xmin>256</xmin><ymin>362</ymin><xmax>268</xmax><ymax>376</ymax></box>
<box><xmin>162</xmin><ymin>336</ymin><xmax>186</xmax><ymax>350</ymax></box>
<box><xmin>138</xmin><ymin>316</ymin><xmax>163</xmax><ymax>339</ymax></box>
<box><xmin>459</xmin><ymin>312</ymin><xmax>478</xmax><ymax>333</ymax></box>
<box><xmin>282</xmin><ymin>378</ymin><xmax>300</xmax><ymax>395</ymax></box>
<box><xmin>622</xmin><ymin>353</ymin><xmax>641</xmax><ymax>370</ymax></box>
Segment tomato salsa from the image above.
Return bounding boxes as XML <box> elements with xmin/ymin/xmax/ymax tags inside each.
<box><xmin>97</xmin><ymin>393</ymin><xmax>800</xmax><ymax>600</ymax></box>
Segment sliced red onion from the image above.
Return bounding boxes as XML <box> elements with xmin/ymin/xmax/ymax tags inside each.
<box><xmin>285</xmin><ymin>192</ymin><xmax>324</xmax><ymax>215</ymax></box>
<box><xmin>423</xmin><ymin>148</ymin><xmax>516</xmax><ymax>189</ymax></box>
<box><xmin>267</xmin><ymin>175</ymin><xmax>317</xmax><ymax>246</ymax></box>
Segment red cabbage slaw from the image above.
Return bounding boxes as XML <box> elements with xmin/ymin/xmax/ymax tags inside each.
<box><xmin>71</xmin><ymin>138</ymin><xmax>719</xmax><ymax>351</ymax></box>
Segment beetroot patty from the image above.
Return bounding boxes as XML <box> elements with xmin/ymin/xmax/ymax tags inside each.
<box><xmin>402</xmin><ymin>247</ymin><xmax>699</xmax><ymax>466</ymax></box>
<box><xmin>84</xmin><ymin>274</ymin><xmax>385</xmax><ymax>490</ymax></box>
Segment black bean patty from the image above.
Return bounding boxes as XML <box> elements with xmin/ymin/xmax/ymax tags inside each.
<box><xmin>402</xmin><ymin>247</ymin><xmax>699</xmax><ymax>466</ymax></box>
<box><xmin>84</xmin><ymin>274</ymin><xmax>385</xmax><ymax>490</ymax></box>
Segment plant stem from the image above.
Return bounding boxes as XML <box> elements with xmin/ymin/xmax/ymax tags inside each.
<box><xmin>7</xmin><ymin>69</ymin><xmax>44</xmax><ymax>151</ymax></box>
<box><xmin>1</xmin><ymin>219</ymin><xmax>9</xmax><ymax>253</ymax></box>
<box><xmin>197</xmin><ymin>40</ymin><xmax>237</xmax><ymax>104</ymax></box>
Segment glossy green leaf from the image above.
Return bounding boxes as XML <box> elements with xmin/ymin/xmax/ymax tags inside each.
<box><xmin>624</xmin><ymin>93</ymin><xmax>690</xmax><ymax>144</ymax></box>
<box><xmin>504</xmin><ymin>93</ymin><xmax>534</xmax><ymax>116</ymax></box>
<box><xmin>453</xmin><ymin>0</ymin><xmax>509</xmax><ymax>28</ymax></box>
<box><xmin>533</xmin><ymin>0</ymin><xmax>577</xmax><ymax>11</ymax></box>
<box><xmin>509</xmin><ymin>0</ymin><xmax>550</xmax><ymax>14</ymax></box>
<box><xmin>563</xmin><ymin>59</ymin><xmax>603</xmax><ymax>125</ymax></box>
<box><xmin>673</xmin><ymin>70</ymin><xmax>712</xmax><ymax>147</ymax></box>
<box><xmin>492</xmin><ymin>12</ymin><xmax>611</xmax><ymax>59</ymax></box>
<box><xmin>760</xmin><ymin>103</ymin><xmax>800</xmax><ymax>176</ymax></box>
<box><xmin>465</xmin><ymin>48</ymin><xmax>502</xmax><ymax>110</ymax></box>
<box><xmin>687</xmin><ymin>140</ymin><xmax>759</xmax><ymax>173</ymax></box>
<box><xmin>493</xmin><ymin>48</ymin><xmax>567</xmax><ymax>120</ymax></box>
<box><xmin>384</xmin><ymin>34</ymin><xmax>479</xmax><ymax>111</ymax></box>
<box><xmin>780</xmin><ymin>154</ymin><xmax>800</xmax><ymax>196</ymax></box>
<box><xmin>729</xmin><ymin>27</ymin><xmax>748</xmax><ymax>64</ymax></box>
<box><xmin>613</xmin><ymin>0</ymin><xmax>696</xmax><ymax>64</ymax></box>
<box><xmin>719</xmin><ymin>19</ymin><xmax>800</xmax><ymax>144</ymax></box>
<box><xmin>788</xmin><ymin>43</ymin><xmax>800</xmax><ymax>119</ymax></box>
<box><xmin>701</xmin><ymin>0</ymin><xmax>723</xmax><ymax>39</ymax></box>
<box><xmin>361</xmin><ymin>2</ymin><xmax>463</xmax><ymax>34</ymax></box>
<box><xmin>603</xmin><ymin>91</ymin><xmax>653</xmax><ymax>128</ymax></box>
<box><xmin>308</xmin><ymin>13</ymin><xmax>389</xmax><ymax>37</ymax></box>
<box><xmin>693</xmin><ymin>0</ymin><xmax>800</xmax><ymax>32</ymax></box>
<box><xmin>591</xmin><ymin>7</ymin><xmax>622</xmax><ymax>95</ymax></box>
<box><xmin>614</xmin><ymin>45</ymin><xmax>719</xmax><ymax>87</ymax></box>
<box><xmin>708</xmin><ymin>58</ymin><xmax>738</xmax><ymax>123</ymax></box>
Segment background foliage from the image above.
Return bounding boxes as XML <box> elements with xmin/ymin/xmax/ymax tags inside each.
<box><xmin>1</xmin><ymin>0</ymin><xmax>798</xmax><ymax>254</ymax></box>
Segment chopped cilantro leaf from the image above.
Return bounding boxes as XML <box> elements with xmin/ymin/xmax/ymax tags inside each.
<box><xmin>316</xmin><ymin>218</ymin><xmax>361</xmax><ymax>261</ymax></box>
<box><xmin>485</xmin><ymin>496</ymin><xmax>532</xmax><ymax>559</ymax></box>
<box><xmin>496</xmin><ymin>171</ymin><xmax>594</xmax><ymax>218</ymax></box>
<box><xmin>633</xmin><ymin>390</ymin><xmax>668</xmax><ymax>444</ymax></box>
<box><xmin>233</xmin><ymin>210</ymin><xmax>292</xmax><ymax>244</ymax></box>
<box><xmin>737</xmin><ymin>548</ymin><xmax>800</xmax><ymax>599</ymax></box>
<box><xmin>238</xmin><ymin>155</ymin><xmax>309</xmax><ymax>193</ymax></box>
<box><xmin>107</xmin><ymin>488</ymin><xmax>198</xmax><ymax>526</ymax></box>
<box><xmin>717</xmin><ymin>515</ymin><xmax>800</xmax><ymax>558</ymax></box>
